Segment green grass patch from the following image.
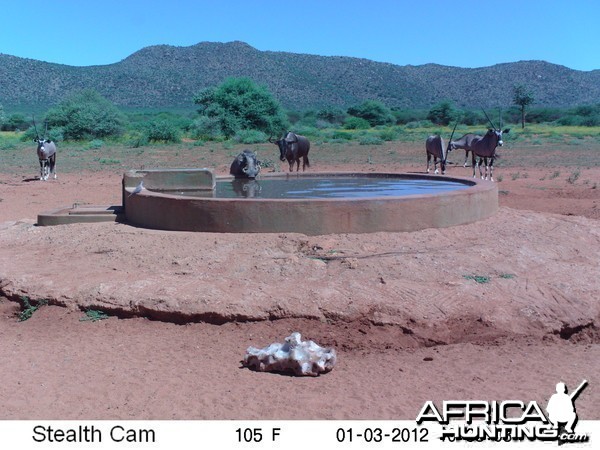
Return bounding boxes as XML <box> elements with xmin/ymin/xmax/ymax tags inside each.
<box><xmin>463</xmin><ymin>275</ymin><xmax>491</xmax><ymax>284</ymax></box>
<box><xmin>80</xmin><ymin>309</ymin><xmax>110</xmax><ymax>322</ymax></box>
<box><xmin>18</xmin><ymin>296</ymin><xmax>48</xmax><ymax>322</ymax></box>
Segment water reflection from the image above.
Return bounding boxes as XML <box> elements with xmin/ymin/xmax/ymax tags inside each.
<box><xmin>231</xmin><ymin>179</ymin><xmax>262</xmax><ymax>198</ymax></box>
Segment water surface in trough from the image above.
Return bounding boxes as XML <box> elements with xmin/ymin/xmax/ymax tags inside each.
<box><xmin>158</xmin><ymin>176</ymin><xmax>470</xmax><ymax>199</ymax></box>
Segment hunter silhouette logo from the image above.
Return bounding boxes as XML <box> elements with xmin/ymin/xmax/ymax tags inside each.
<box><xmin>546</xmin><ymin>380</ymin><xmax>588</xmax><ymax>443</ymax></box>
<box><xmin>416</xmin><ymin>379</ymin><xmax>590</xmax><ymax>443</ymax></box>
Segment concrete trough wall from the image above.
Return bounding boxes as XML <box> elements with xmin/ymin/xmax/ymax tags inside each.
<box><xmin>123</xmin><ymin>171</ymin><xmax>497</xmax><ymax>235</ymax></box>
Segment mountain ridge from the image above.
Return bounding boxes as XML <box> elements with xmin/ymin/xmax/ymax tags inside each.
<box><xmin>1</xmin><ymin>41</ymin><xmax>598</xmax><ymax>111</ymax></box>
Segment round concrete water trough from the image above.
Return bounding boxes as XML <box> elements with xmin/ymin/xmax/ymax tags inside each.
<box><xmin>123</xmin><ymin>169</ymin><xmax>497</xmax><ymax>235</ymax></box>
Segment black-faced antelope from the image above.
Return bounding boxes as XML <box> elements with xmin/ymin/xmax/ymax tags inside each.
<box><xmin>425</xmin><ymin>123</ymin><xmax>457</xmax><ymax>175</ymax></box>
<box><xmin>468</xmin><ymin>110</ymin><xmax>510</xmax><ymax>181</ymax></box>
<box><xmin>33</xmin><ymin>118</ymin><xmax>57</xmax><ymax>181</ymax></box>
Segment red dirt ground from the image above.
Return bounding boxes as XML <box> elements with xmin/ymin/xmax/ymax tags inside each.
<box><xmin>0</xmin><ymin>160</ymin><xmax>599</xmax><ymax>420</ymax></box>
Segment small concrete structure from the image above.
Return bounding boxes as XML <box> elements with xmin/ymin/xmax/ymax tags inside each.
<box><xmin>37</xmin><ymin>205</ymin><xmax>123</xmax><ymax>226</ymax></box>
<box><xmin>122</xmin><ymin>170</ymin><xmax>498</xmax><ymax>235</ymax></box>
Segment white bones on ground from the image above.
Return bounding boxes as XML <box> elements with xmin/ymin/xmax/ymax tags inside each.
<box><xmin>243</xmin><ymin>332</ymin><xmax>337</xmax><ymax>376</ymax></box>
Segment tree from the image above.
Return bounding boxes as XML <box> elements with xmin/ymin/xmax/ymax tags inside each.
<box><xmin>427</xmin><ymin>101</ymin><xmax>458</xmax><ymax>126</ymax></box>
<box><xmin>193</xmin><ymin>77</ymin><xmax>288</xmax><ymax>138</ymax></box>
<box><xmin>347</xmin><ymin>100</ymin><xmax>394</xmax><ymax>126</ymax></box>
<box><xmin>45</xmin><ymin>89</ymin><xmax>126</xmax><ymax>140</ymax></box>
<box><xmin>2</xmin><ymin>113</ymin><xmax>29</xmax><ymax>131</ymax></box>
<box><xmin>513</xmin><ymin>85</ymin><xmax>535</xmax><ymax>129</ymax></box>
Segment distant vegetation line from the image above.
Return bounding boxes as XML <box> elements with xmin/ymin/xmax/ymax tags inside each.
<box><xmin>1</xmin><ymin>41</ymin><xmax>599</xmax><ymax>112</ymax></box>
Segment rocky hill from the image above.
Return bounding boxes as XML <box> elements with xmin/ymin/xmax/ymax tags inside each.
<box><xmin>1</xmin><ymin>41</ymin><xmax>598</xmax><ymax>111</ymax></box>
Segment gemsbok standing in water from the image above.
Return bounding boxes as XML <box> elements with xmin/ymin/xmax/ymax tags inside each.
<box><xmin>425</xmin><ymin>123</ymin><xmax>457</xmax><ymax>175</ymax></box>
<box><xmin>467</xmin><ymin>110</ymin><xmax>510</xmax><ymax>181</ymax></box>
<box><xmin>33</xmin><ymin>118</ymin><xmax>57</xmax><ymax>181</ymax></box>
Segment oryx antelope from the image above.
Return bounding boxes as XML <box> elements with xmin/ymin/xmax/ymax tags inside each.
<box><xmin>425</xmin><ymin>135</ymin><xmax>449</xmax><ymax>174</ymax></box>
<box><xmin>270</xmin><ymin>132</ymin><xmax>310</xmax><ymax>172</ymax></box>
<box><xmin>425</xmin><ymin>123</ymin><xmax>457</xmax><ymax>175</ymax></box>
<box><xmin>467</xmin><ymin>110</ymin><xmax>510</xmax><ymax>181</ymax></box>
<box><xmin>33</xmin><ymin>118</ymin><xmax>57</xmax><ymax>181</ymax></box>
<box><xmin>449</xmin><ymin>133</ymin><xmax>481</xmax><ymax>167</ymax></box>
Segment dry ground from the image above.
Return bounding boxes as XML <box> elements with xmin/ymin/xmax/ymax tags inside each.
<box><xmin>0</xmin><ymin>141</ymin><xmax>599</xmax><ymax>420</ymax></box>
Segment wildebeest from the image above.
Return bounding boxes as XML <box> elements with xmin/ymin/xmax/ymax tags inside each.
<box><xmin>33</xmin><ymin>118</ymin><xmax>57</xmax><ymax>181</ymax></box>
<box><xmin>270</xmin><ymin>132</ymin><xmax>310</xmax><ymax>172</ymax></box>
<box><xmin>468</xmin><ymin>111</ymin><xmax>510</xmax><ymax>181</ymax></box>
<box><xmin>229</xmin><ymin>149</ymin><xmax>261</xmax><ymax>178</ymax></box>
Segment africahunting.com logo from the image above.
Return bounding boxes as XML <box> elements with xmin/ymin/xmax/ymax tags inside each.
<box><xmin>416</xmin><ymin>380</ymin><xmax>590</xmax><ymax>444</ymax></box>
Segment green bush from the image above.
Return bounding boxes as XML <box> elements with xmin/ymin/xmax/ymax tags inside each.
<box><xmin>392</xmin><ymin>109</ymin><xmax>427</xmax><ymax>125</ymax></box>
<box><xmin>343</xmin><ymin>116</ymin><xmax>371</xmax><ymax>130</ymax></box>
<box><xmin>124</xmin><ymin>130</ymin><xmax>149</xmax><ymax>148</ymax></box>
<box><xmin>359</xmin><ymin>135</ymin><xmax>383</xmax><ymax>145</ymax></box>
<box><xmin>347</xmin><ymin>100</ymin><xmax>394</xmax><ymax>126</ymax></box>
<box><xmin>88</xmin><ymin>139</ymin><xmax>104</xmax><ymax>149</ymax></box>
<box><xmin>145</xmin><ymin>120</ymin><xmax>181</xmax><ymax>143</ymax></box>
<box><xmin>378</xmin><ymin>129</ymin><xmax>399</xmax><ymax>141</ymax></box>
<box><xmin>317</xmin><ymin>106</ymin><xmax>347</xmax><ymax>125</ymax></box>
<box><xmin>427</xmin><ymin>101</ymin><xmax>459</xmax><ymax>126</ymax></box>
<box><xmin>189</xmin><ymin>116</ymin><xmax>223</xmax><ymax>141</ymax></box>
<box><xmin>234</xmin><ymin>129</ymin><xmax>267</xmax><ymax>144</ymax></box>
<box><xmin>1</xmin><ymin>113</ymin><xmax>29</xmax><ymax>131</ymax></box>
<box><xmin>193</xmin><ymin>77</ymin><xmax>289</xmax><ymax>138</ymax></box>
<box><xmin>45</xmin><ymin>89</ymin><xmax>126</xmax><ymax>140</ymax></box>
<box><xmin>331</xmin><ymin>130</ymin><xmax>353</xmax><ymax>140</ymax></box>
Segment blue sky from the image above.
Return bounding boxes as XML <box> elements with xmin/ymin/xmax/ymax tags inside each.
<box><xmin>1</xmin><ymin>0</ymin><xmax>598</xmax><ymax>71</ymax></box>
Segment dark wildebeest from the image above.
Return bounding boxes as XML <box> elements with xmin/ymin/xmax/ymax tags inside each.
<box><xmin>33</xmin><ymin>118</ymin><xmax>57</xmax><ymax>181</ymax></box>
<box><xmin>467</xmin><ymin>111</ymin><xmax>510</xmax><ymax>181</ymax></box>
<box><xmin>271</xmin><ymin>132</ymin><xmax>310</xmax><ymax>172</ymax></box>
<box><xmin>229</xmin><ymin>149</ymin><xmax>261</xmax><ymax>179</ymax></box>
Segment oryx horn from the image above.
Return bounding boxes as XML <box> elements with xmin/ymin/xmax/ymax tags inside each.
<box><xmin>32</xmin><ymin>115</ymin><xmax>40</xmax><ymax>140</ymax></box>
<box><xmin>445</xmin><ymin>121</ymin><xmax>459</xmax><ymax>163</ymax></box>
<box><xmin>481</xmin><ymin>108</ymin><xmax>496</xmax><ymax>130</ymax></box>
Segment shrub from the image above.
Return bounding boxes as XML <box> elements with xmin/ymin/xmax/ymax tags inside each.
<box><xmin>427</xmin><ymin>101</ymin><xmax>458</xmax><ymax>125</ymax></box>
<box><xmin>45</xmin><ymin>89</ymin><xmax>126</xmax><ymax>140</ymax></box>
<box><xmin>359</xmin><ymin>135</ymin><xmax>383</xmax><ymax>145</ymax></box>
<box><xmin>378</xmin><ymin>129</ymin><xmax>399</xmax><ymax>141</ymax></box>
<box><xmin>343</xmin><ymin>116</ymin><xmax>371</xmax><ymax>130</ymax></box>
<box><xmin>1</xmin><ymin>113</ymin><xmax>29</xmax><ymax>131</ymax></box>
<box><xmin>331</xmin><ymin>130</ymin><xmax>353</xmax><ymax>140</ymax></box>
<box><xmin>347</xmin><ymin>100</ymin><xmax>394</xmax><ymax>126</ymax></box>
<box><xmin>317</xmin><ymin>106</ymin><xmax>347</xmax><ymax>125</ymax></box>
<box><xmin>234</xmin><ymin>129</ymin><xmax>267</xmax><ymax>144</ymax></box>
<box><xmin>145</xmin><ymin>120</ymin><xmax>181</xmax><ymax>143</ymax></box>
<box><xmin>193</xmin><ymin>77</ymin><xmax>289</xmax><ymax>138</ymax></box>
<box><xmin>124</xmin><ymin>130</ymin><xmax>149</xmax><ymax>148</ymax></box>
<box><xmin>189</xmin><ymin>116</ymin><xmax>224</xmax><ymax>141</ymax></box>
<box><xmin>88</xmin><ymin>139</ymin><xmax>104</xmax><ymax>149</ymax></box>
